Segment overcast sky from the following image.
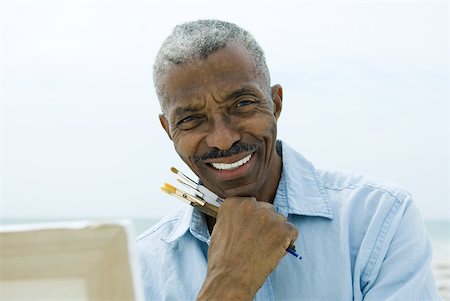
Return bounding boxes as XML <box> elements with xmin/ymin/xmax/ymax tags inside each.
<box><xmin>1</xmin><ymin>0</ymin><xmax>449</xmax><ymax>220</ymax></box>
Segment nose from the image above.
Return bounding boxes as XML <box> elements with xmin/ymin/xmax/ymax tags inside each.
<box><xmin>205</xmin><ymin>114</ymin><xmax>241</xmax><ymax>150</ymax></box>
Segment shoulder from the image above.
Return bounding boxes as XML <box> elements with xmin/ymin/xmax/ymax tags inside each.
<box><xmin>280</xmin><ymin>141</ymin><xmax>414</xmax><ymax>222</ymax></box>
<box><xmin>136</xmin><ymin>207</ymin><xmax>191</xmax><ymax>260</ymax></box>
<box><xmin>316</xmin><ymin>169</ymin><xmax>420</xmax><ymax>263</ymax></box>
<box><xmin>316</xmin><ymin>169</ymin><xmax>434</xmax><ymax>291</ymax></box>
<box><xmin>317</xmin><ymin>168</ymin><xmax>413</xmax><ymax>216</ymax></box>
<box><xmin>280</xmin><ymin>141</ymin><xmax>412</xmax><ymax>214</ymax></box>
<box><xmin>136</xmin><ymin>209</ymin><xmax>185</xmax><ymax>244</ymax></box>
<box><xmin>318</xmin><ymin>168</ymin><xmax>411</xmax><ymax>201</ymax></box>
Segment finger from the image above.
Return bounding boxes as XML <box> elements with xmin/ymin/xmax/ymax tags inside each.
<box><xmin>279</xmin><ymin>222</ymin><xmax>298</xmax><ymax>248</ymax></box>
<box><xmin>286</xmin><ymin>222</ymin><xmax>299</xmax><ymax>243</ymax></box>
<box><xmin>275</xmin><ymin>212</ymin><xmax>288</xmax><ymax>222</ymax></box>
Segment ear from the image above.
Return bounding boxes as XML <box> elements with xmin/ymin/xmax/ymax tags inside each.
<box><xmin>159</xmin><ymin>114</ymin><xmax>173</xmax><ymax>140</ymax></box>
<box><xmin>271</xmin><ymin>84</ymin><xmax>283</xmax><ymax>120</ymax></box>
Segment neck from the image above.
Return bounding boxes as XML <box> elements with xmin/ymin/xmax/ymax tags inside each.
<box><xmin>255</xmin><ymin>148</ymin><xmax>282</xmax><ymax>204</ymax></box>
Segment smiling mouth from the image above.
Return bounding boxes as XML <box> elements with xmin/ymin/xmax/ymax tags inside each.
<box><xmin>208</xmin><ymin>154</ymin><xmax>252</xmax><ymax>171</ymax></box>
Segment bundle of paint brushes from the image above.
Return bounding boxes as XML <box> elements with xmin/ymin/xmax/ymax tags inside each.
<box><xmin>160</xmin><ymin>167</ymin><xmax>302</xmax><ymax>260</ymax></box>
<box><xmin>161</xmin><ymin>167</ymin><xmax>223</xmax><ymax>218</ymax></box>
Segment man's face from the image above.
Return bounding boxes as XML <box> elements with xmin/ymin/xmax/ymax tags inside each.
<box><xmin>159</xmin><ymin>45</ymin><xmax>282</xmax><ymax>200</ymax></box>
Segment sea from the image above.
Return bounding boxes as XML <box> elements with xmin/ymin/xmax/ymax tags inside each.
<box><xmin>2</xmin><ymin>218</ymin><xmax>448</xmax><ymax>242</ymax></box>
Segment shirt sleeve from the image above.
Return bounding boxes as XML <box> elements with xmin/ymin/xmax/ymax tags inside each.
<box><xmin>362</xmin><ymin>196</ymin><xmax>441</xmax><ymax>300</ymax></box>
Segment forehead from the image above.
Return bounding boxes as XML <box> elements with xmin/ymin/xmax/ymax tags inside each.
<box><xmin>162</xmin><ymin>45</ymin><xmax>266</xmax><ymax>113</ymax></box>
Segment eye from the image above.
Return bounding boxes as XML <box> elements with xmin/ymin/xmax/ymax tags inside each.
<box><xmin>236</xmin><ymin>99</ymin><xmax>256</xmax><ymax>107</ymax></box>
<box><xmin>178</xmin><ymin>115</ymin><xmax>196</xmax><ymax>124</ymax></box>
<box><xmin>176</xmin><ymin>115</ymin><xmax>204</xmax><ymax>130</ymax></box>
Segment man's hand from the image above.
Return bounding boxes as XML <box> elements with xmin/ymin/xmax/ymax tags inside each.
<box><xmin>197</xmin><ymin>197</ymin><xmax>298</xmax><ymax>301</ymax></box>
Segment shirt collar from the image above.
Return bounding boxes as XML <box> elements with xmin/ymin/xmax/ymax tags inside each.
<box><xmin>161</xmin><ymin>140</ymin><xmax>333</xmax><ymax>243</ymax></box>
<box><xmin>273</xmin><ymin>141</ymin><xmax>333</xmax><ymax>219</ymax></box>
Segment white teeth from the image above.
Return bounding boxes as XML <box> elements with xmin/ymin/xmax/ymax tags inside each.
<box><xmin>211</xmin><ymin>154</ymin><xmax>252</xmax><ymax>171</ymax></box>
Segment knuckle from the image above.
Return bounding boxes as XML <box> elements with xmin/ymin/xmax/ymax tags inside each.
<box><xmin>258</xmin><ymin>210</ymin><xmax>273</xmax><ymax>224</ymax></box>
<box><xmin>247</xmin><ymin>196</ymin><xmax>257</xmax><ymax>202</ymax></box>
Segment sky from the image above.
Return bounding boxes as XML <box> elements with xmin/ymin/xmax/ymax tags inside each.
<box><xmin>0</xmin><ymin>0</ymin><xmax>449</xmax><ymax>220</ymax></box>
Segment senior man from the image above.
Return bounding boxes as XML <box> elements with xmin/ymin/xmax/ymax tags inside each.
<box><xmin>137</xmin><ymin>20</ymin><xmax>440</xmax><ymax>300</ymax></box>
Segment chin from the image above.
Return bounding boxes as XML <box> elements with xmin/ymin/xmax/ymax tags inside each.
<box><xmin>221</xmin><ymin>185</ymin><xmax>257</xmax><ymax>199</ymax></box>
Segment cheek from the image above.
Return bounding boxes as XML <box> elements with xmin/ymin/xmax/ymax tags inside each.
<box><xmin>172</xmin><ymin>133</ymin><xmax>189</xmax><ymax>158</ymax></box>
<box><xmin>235</xmin><ymin>113</ymin><xmax>278</xmax><ymax>137</ymax></box>
<box><xmin>173</xmin><ymin>133</ymin><xmax>202</xmax><ymax>162</ymax></box>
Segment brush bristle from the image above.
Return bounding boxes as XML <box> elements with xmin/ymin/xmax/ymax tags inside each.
<box><xmin>160</xmin><ymin>187</ymin><xmax>172</xmax><ymax>194</ymax></box>
<box><xmin>163</xmin><ymin>183</ymin><xmax>177</xmax><ymax>193</ymax></box>
<box><xmin>170</xmin><ymin>167</ymin><xmax>178</xmax><ymax>174</ymax></box>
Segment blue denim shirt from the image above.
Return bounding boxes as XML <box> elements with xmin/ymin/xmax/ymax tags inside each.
<box><xmin>137</xmin><ymin>141</ymin><xmax>440</xmax><ymax>300</ymax></box>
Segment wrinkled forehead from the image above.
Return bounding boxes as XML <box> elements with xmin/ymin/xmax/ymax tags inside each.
<box><xmin>161</xmin><ymin>45</ymin><xmax>268</xmax><ymax>113</ymax></box>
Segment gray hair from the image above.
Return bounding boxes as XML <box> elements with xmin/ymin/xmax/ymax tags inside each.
<box><xmin>153</xmin><ymin>19</ymin><xmax>271</xmax><ymax>112</ymax></box>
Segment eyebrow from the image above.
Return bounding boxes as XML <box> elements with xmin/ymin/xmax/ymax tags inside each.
<box><xmin>173</xmin><ymin>105</ymin><xmax>204</xmax><ymax>118</ymax></box>
<box><xmin>224</xmin><ymin>87</ymin><xmax>259</xmax><ymax>101</ymax></box>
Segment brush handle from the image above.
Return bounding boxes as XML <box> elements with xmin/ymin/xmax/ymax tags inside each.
<box><xmin>192</xmin><ymin>201</ymin><xmax>219</xmax><ymax>218</ymax></box>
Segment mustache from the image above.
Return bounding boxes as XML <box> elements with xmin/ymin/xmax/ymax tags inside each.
<box><xmin>193</xmin><ymin>142</ymin><xmax>262</xmax><ymax>162</ymax></box>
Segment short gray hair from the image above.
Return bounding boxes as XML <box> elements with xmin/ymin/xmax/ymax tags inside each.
<box><xmin>153</xmin><ymin>19</ymin><xmax>271</xmax><ymax>112</ymax></box>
